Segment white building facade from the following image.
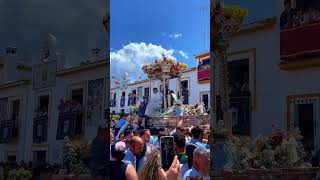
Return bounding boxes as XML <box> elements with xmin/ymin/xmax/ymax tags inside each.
<box><xmin>110</xmin><ymin>57</ymin><xmax>210</xmax><ymax>115</ymax></box>
<box><xmin>0</xmin><ymin>44</ymin><xmax>108</xmax><ymax>164</ymax></box>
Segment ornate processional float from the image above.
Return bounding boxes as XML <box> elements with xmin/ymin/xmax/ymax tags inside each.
<box><xmin>141</xmin><ymin>55</ymin><xmax>209</xmax><ymax>129</ymax></box>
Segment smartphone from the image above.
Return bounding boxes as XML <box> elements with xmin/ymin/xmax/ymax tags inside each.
<box><xmin>160</xmin><ymin>136</ymin><xmax>175</xmax><ymax>170</ymax></box>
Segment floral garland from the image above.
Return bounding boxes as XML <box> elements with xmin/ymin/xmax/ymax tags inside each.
<box><xmin>161</xmin><ymin>102</ymin><xmax>207</xmax><ymax>116</ymax></box>
<box><xmin>228</xmin><ymin>126</ymin><xmax>312</xmax><ymax>170</ymax></box>
<box><xmin>142</xmin><ymin>56</ymin><xmax>187</xmax><ymax>80</ymax></box>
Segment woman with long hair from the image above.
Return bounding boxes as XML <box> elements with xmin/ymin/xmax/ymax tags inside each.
<box><xmin>139</xmin><ymin>150</ymin><xmax>181</xmax><ymax>180</ymax></box>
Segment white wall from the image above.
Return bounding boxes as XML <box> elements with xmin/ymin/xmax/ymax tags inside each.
<box><xmin>111</xmin><ymin>69</ymin><xmax>210</xmax><ymax>114</ymax></box>
<box><xmin>229</xmin><ymin>22</ymin><xmax>320</xmax><ymax>137</ymax></box>
<box><xmin>0</xmin><ymin>85</ymin><xmax>32</xmax><ymax>162</ymax></box>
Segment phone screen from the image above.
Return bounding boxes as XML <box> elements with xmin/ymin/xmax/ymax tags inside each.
<box><xmin>160</xmin><ymin>136</ymin><xmax>175</xmax><ymax>170</ymax></box>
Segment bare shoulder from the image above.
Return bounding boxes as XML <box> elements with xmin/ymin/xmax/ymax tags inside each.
<box><xmin>125</xmin><ymin>163</ymin><xmax>138</xmax><ymax>180</ymax></box>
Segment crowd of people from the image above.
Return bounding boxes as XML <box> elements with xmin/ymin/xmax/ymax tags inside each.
<box><xmin>105</xmin><ymin>112</ymin><xmax>211</xmax><ymax>180</ymax></box>
<box><xmin>281</xmin><ymin>0</ymin><xmax>320</xmax><ymax>29</ymax></box>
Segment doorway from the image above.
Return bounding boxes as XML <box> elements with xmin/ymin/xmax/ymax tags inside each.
<box><xmin>291</xmin><ymin>97</ymin><xmax>320</xmax><ymax>151</ymax></box>
<box><xmin>200</xmin><ymin>92</ymin><xmax>209</xmax><ymax>112</ymax></box>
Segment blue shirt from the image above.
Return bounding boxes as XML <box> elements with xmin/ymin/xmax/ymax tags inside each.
<box><xmin>183</xmin><ymin>167</ymin><xmax>208</xmax><ymax>180</ymax></box>
<box><xmin>123</xmin><ymin>149</ymin><xmax>137</xmax><ymax>169</ymax></box>
<box><xmin>175</xmin><ymin>107</ymin><xmax>183</xmax><ymax>116</ymax></box>
<box><xmin>115</xmin><ymin>118</ymin><xmax>128</xmax><ymax>129</ymax></box>
<box><xmin>189</xmin><ymin>138</ymin><xmax>209</xmax><ymax>149</ymax></box>
<box><xmin>137</xmin><ymin>104</ymin><xmax>147</xmax><ymax>116</ymax></box>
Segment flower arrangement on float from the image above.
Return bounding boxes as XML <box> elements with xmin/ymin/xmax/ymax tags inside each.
<box><xmin>214</xmin><ymin>125</ymin><xmax>312</xmax><ymax>171</ymax></box>
<box><xmin>142</xmin><ymin>56</ymin><xmax>187</xmax><ymax>80</ymax></box>
<box><xmin>160</xmin><ymin>102</ymin><xmax>207</xmax><ymax>117</ymax></box>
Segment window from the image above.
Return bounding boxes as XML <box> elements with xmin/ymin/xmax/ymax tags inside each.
<box><xmin>71</xmin><ymin>89</ymin><xmax>84</xmax><ymax>136</ymax></box>
<box><xmin>144</xmin><ymin>87</ymin><xmax>150</xmax><ymax>99</ymax></box>
<box><xmin>113</xmin><ymin>93</ymin><xmax>117</xmax><ymax>107</ymax></box>
<box><xmin>181</xmin><ymin>80</ymin><xmax>189</xmax><ymax>104</ymax></box>
<box><xmin>11</xmin><ymin>99</ymin><xmax>20</xmax><ymax>138</ymax></box>
<box><xmin>0</xmin><ymin>97</ymin><xmax>9</xmax><ymax>121</ymax></box>
<box><xmin>35</xmin><ymin>95</ymin><xmax>49</xmax><ymax>118</ymax></box>
<box><xmin>131</xmin><ymin>90</ymin><xmax>137</xmax><ymax>105</ymax></box>
<box><xmin>200</xmin><ymin>92</ymin><xmax>210</xmax><ymax>112</ymax></box>
<box><xmin>120</xmin><ymin>92</ymin><xmax>125</xmax><ymax>107</ymax></box>
<box><xmin>227</xmin><ymin>59</ymin><xmax>251</xmax><ymax>135</ymax></box>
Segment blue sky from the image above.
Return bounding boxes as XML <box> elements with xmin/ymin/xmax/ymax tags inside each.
<box><xmin>110</xmin><ymin>0</ymin><xmax>210</xmax><ymax>80</ymax></box>
<box><xmin>110</xmin><ymin>0</ymin><xmax>275</xmax><ymax>81</ymax></box>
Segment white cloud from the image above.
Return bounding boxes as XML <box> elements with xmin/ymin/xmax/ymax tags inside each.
<box><xmin>169</xmin><ymin>32</ymin><xmax>182</xmax><ymax>39</ymax></box>
<box><xmin>178</xmin><ymin>50</ymin><xmax>189</xmax><ymax>59</ymax></box>
<box><xmin>110</xmin><ymin>42</ymin><xmax>175</xmax><ymax>82</ymax></box>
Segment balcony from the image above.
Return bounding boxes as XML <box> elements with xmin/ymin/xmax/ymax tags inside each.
<box><xmin>197</xmin><ymin>66</ymin><xmax>210</xmax><ymax>82</ymax></box>
<box><xmin>280</xmin><ymin>22</ymin><xmax>320</xmax><ymax>70</ymax></box>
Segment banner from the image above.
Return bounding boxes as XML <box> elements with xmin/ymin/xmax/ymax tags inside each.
<box><xmin>280</xmin><ymin>0</ymin><xmax>320</xmax><ymax>61</ymax></box>
<box><xmin>86</xmin><ymin>78</ymin><xmax>104</xmax><ymax>126</ymax></box>
<box><xmin>56</xmin><ymin>112</ymin><xmax>76</xmax><ymax>140</ymax></box>
<box><xmin>33</xmin><ymin>116</ymin><xmax>48</xmax><ymax>144</ymax></box>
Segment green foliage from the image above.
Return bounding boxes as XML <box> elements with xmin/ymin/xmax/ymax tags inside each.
<box><xmin>111</xmin><ymin>114</ymin><xmax>120</xmax><ymax>120</ymax></box>
<box><xmin>7</xmin><ymin>168</ymin><xmax>32</xmax><ymax>180</ymax></box>
<box><xmin>62</xmin><ymin>140</ymin><xmax>90</xmax><ymax>175</ymax></box>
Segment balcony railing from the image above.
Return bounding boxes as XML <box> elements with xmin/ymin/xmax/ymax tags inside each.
<box><xmin>281</xmin><ymin>22</ymin><xmax>320</xmax><ymax>62</ymax></box>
